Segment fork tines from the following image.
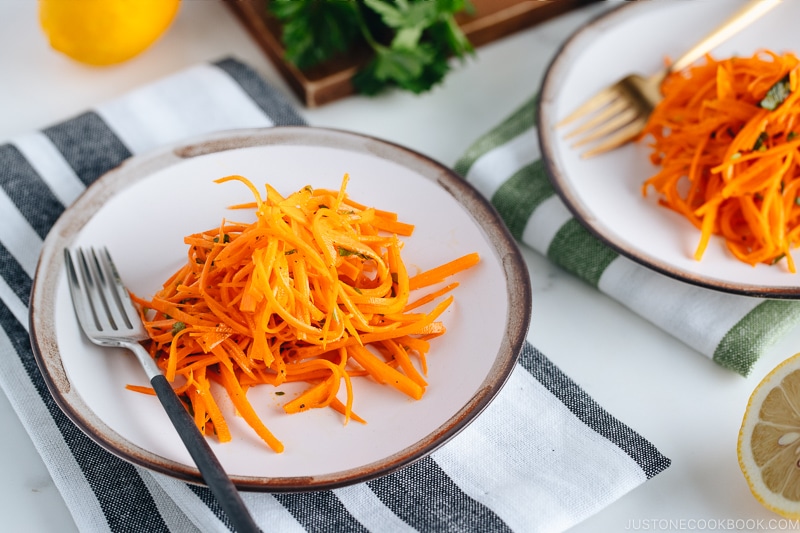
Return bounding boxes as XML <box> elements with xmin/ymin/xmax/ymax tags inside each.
<box><xmin>557</xmin><ymin>75</ymin><xmax>657</xmax><ymax>158</ymax></box>
<box><xmin>65</xmin><ymin>247</ymin><xmax>142</xmax><ymax>339</ymax></box>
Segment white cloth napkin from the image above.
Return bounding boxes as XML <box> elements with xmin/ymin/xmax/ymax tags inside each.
<box><xmin>0</xmin><ymin>58</ymin><xmax>668</xmax><ymax>533</ymax></box>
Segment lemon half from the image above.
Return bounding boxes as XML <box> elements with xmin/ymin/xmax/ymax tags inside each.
<box><xmin>39</xmin><ymin>0</ymin><xmax>180</xmax><ymax>66</ymax></box>
<box><xmin>739</xmin><ymin>352</ymin><xmax>800</xmax><ymax>518</ymax></box>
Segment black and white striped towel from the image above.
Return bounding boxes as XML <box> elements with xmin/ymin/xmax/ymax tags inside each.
<box><xmin>0</xmin><ymin>58</ymin><xmax>669</xmax><ymax>532</ymax></box>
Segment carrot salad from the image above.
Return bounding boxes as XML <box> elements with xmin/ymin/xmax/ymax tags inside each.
<box><xmin>129</xmin><ymin>174</ymin><xmax>479</xmax><ymax>453</ymax></box>
<box><xmin>641</xmin><ymin>50</ymin><xmax>800</xmax><ymax>271</ymax></box>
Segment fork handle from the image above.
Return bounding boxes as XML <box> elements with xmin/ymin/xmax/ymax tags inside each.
<box><xmin>670</xmin><ymin>0</ymin><xmax>781</xmax><ymax>73</ymax></box>
<box><xmin>130</xmin><ymin>342</ymin><xmax>261</xmax><ymax>532</ymax></box>
<box><xmin>151</xmin><ymin>374</ymin><xmax>262</xmax><ymax>533</ymax></box>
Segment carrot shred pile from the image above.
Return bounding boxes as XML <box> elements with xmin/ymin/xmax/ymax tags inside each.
<box><xmin>129</xmin><ymin>174</ymin><xmax>479</xmax><ymax>453</ymax></box>
<box><xmin>641</xmin><ymin>50</ymin><xmax>800</xmax><ymax>271</ymax></box>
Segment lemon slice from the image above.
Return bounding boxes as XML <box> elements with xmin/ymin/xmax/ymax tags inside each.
<box><xmin>739</xmin><ymin>352</ymin><xmax>800</xmax><ymax>518</ymax></box>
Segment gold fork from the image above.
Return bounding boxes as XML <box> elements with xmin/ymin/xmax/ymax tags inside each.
<box><xmin>558</xmin><ymin>0</ymin><xmax>781</xmax><ymax>158</ymax></box>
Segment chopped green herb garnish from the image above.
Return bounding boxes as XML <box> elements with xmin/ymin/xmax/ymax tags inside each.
<box><xmin>753</xmin><ymin>131</ymin><xmax>769</xmax><ymax>151</ymax></box>
<box><xmin>171</xmin><ymin>321</ymin><xmax>186</xmax><ymax>336</ymax></box>
<box><xmin>760</xmin><ymin>74</ymin><xmax>791</xmax><ymax>110</ymax></box>
<box><xmin>338</xmin><ymin>247</ymin><xmax>370</xmax><ymax>260</ymax></box>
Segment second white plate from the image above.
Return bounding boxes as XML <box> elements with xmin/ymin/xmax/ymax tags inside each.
<box><xmin>539</xmin><ymin>0</ymin><xmax>800</xmax><ymax>297</ymax></box>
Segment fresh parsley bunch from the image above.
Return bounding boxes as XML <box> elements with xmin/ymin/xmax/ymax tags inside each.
<box><xmin>269</xmin><ymin>0</ymin><xmax>474</xmax><ymax>95</ymax></box>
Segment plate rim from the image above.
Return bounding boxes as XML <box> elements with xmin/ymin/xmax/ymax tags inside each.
<box><xmin>28</xmin><ymin>125</ymin><xmax>532</xmax><ymax>492</ymax></box>
<box><xmin>537</xmin><ymin>1</ymin><xmax>800</xmax><ymax>299</ymax></box>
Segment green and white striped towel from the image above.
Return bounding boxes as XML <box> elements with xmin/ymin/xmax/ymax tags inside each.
<box><xmin>454</xmin><ymin>94</ymin><xmax>800</xmax><ymax>377</ymax></box>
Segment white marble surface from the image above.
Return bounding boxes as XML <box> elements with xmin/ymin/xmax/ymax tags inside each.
<box><xmin>2</xmin><ymin>1</ymin><xmax>800</xmax><ymax>531</ymax></box>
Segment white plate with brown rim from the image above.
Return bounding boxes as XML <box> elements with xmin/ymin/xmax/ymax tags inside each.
<box><xmin>29</xmin><ymin>126</ymin><xmax>531</xmax><ymax>491</ymax></box>
<box><xmin>538</xmin><ymin>0</ymin><xmax>800</xmax><ymax>297</ymax></box>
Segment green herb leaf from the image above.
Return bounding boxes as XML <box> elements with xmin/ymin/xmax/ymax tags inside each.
<box><xmin>429</xmin><ymin>12</ymin><xmax>473</xmax><ymax>59</ymax></box>
<box><xmin>354</xmin><ymin>42</ymin><xmax>449</xmax><ymax>94</ymax></box>
<box><xmin>337</xmin><ymin>247</ymin><xmax>371</xmax><ymax>260</ymax></box>
<box><xmin>363</xmin><ymin>0</ymin><xmax>439</xmax><ymax>31</ymax></box>
<box><xmin>760</xmin><ymin>74</ymin><xmax>791</xmax><ymax>111</ymax></box>
<box><xmin>393</xmin><ymin>25</ymin><xmax>423</xmax><ymax>50</ymax></box>
<box><xmin>171</xmin><ymin>321</ymin><xmax>186</xmax><ymax>336</ymax></box>
<box><xmin>375</xmin><ymin>45</ymin><xmax>430</xmax><ymax>81</ymax></box>
<box><xmin>271</xmin><ymin>0</ymin><xmax>473</xmax><ymax>96</ymax></box>
<box><xmin>269</xmin><ymin>0</ymin><xmax>361</xmax><ymax>69</ymax></box>
<box><xmin>753</xmin><ymin>131</ymin><xmax>769</xmax><ymax>151</ymax></box>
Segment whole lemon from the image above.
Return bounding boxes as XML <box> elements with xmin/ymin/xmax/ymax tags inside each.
<box><xmin>39</xmin><ymin>0</ymin><xmax>180</xmax><ymax>66</ymax></box>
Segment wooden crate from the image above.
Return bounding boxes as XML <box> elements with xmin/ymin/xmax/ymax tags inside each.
<box><xmin>224</xmin><ymin>0</ymin><xmax>598</xmax><ymax>107</ymax></box>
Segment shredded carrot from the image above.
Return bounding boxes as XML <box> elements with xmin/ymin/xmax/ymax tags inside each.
<box><xmin>130</xmin><ymin>173</ymin><xmax>479</xmax><ymax>452</ymax></box>
<box><xmin>125</xmin><ymin>384</ymin><xmax>156</xmax><ymax>396</ymax></box>
<box><xmin>408</xmin><ymin>252</ymin><xmax>480</xmax><ymax>290</ymax></box>
<box><xmin>641</xmin><ymin>50</ymin><xmax>800</xmax><ymax>271</ymax></box>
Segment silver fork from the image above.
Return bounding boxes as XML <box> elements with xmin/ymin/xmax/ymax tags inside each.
<box><xmin>558</xmin><ymin>0</ymin><xmax>781</xmax><ymax>158</ymax></box>
<box><xmin>65</xmin><ymin>247</ymin><xmax>261</xmax><ymax>533</ymax></box>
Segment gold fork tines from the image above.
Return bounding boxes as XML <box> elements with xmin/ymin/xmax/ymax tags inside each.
<box><xmin>558</xmin><ymin>85</ymin><xmax>627</xmax><ymax>131</ymax></box>
<box><xmin>558</xmin><ymin>0</ymin><xmax>781</xmax><ymax>158</ymax></box>
<box><xmin>561</xmin><ymin>72</ymin><xmax>664</xmax><ymax>158</ymax></box>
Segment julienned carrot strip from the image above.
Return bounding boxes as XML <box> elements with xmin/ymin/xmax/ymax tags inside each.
<box><xmin>641</xmin><ymin>50</ymin><xmax>800</xmax><ymax>271</ymax></box>
<box><xmin>125</xmin><ymin>384</ymin><xmax>155</xmax><ymax>396</ymax></box>
<box><xmin>287</xmin><ymin>295</ymin><xmax>453</xmax><ymax>360</ymax></box>
<box><xmin>131</xmin><ymin>174</ymin><xmax>479</xmax><ymax>452</ymax></box>
<box><xmin>330</xmin><ymin>397</ymin><xmax>365</xmax><ymax>424</ymax></box>
<box><xmin>198</xmin><ymin>370</ymin><xmax>232</xmax><ymax>443</ymax></box>
<box><xmin>347</xmin><ymin>344</ymin><xmax>425</xmax><ymax>400</ymax></box>
<box><xmin>408</xmin><ymin>252</ymin><xmax>480</xmax><ymax>290</ymax></box>
<box><xmin>381</xmin><ymin>339</ymin><xmax>428</xmax><ymax>387</ymax></box>
<box><xmin>217</xmin><ymin>364</ymin><xmax>283</xmax><ymax>452</ymax></box>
